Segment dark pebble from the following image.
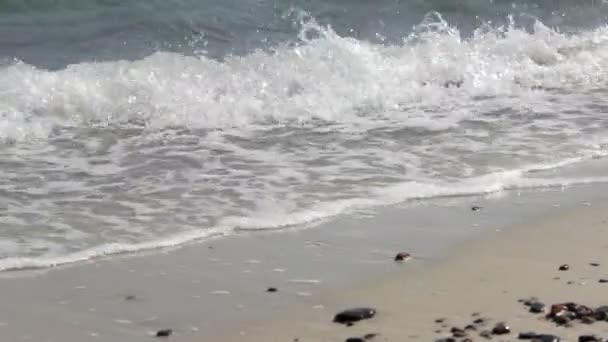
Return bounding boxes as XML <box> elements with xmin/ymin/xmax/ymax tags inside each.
<box><xmin>471</xmin><ymin>206</ymin><xmax>482</xmax><ymax>211</ymax></box>
<box><xmin>567</xmin><ymin>281</ymin><xmax>575</xmax><ymax>285</ymax></box>
<box><xmin>558</xmin><ymin>264</ymin><xmax>570</xmax><ymax>271</ymax></box>
<box><xmin>464</xmin><ymin>324</ymin><xmax>477</xmax><ymax>331</ymax></box>
<box><xmin>578</xmin><ymin>336</ymin><xmax>601</xmax><ymax>342</ymax></box>
<box><xmin>575</xmin><ymin>305</ymin><xmax>594</xmax><ymax>318</ymax></box>
<box><xmin>492</xmin><ymin>322</ymin><xmax>510</xmax><ymax>335</ymax></box>
<box><xmin>480</xmin><ymin>330</ymin><xmax>492</xmax><ymax>339</ymax></box>
<box><xmin>334</xmin><ymin>308</ymin><xmax>376</xmax><ymax>324</ymax></box>
<box><xmin>435</xmin><ymin>339</ymin><xmax>456</xmax><ymax>342</ymax></box>
<box><xmin>451</xmin><ymin>327</ymin><xmax>466</xmax><ymax>338</ymax></box>
<box><xmin>553</xmin><ymin>315</ymin><xmax>571</xmax><ymax>326</ymax></box>
<box><xmin>530</xmin><ymin>302</ymin><xmax>546</xmax><ymax>313</ymax></box>
<box><xmin>394</xmin><ymin>252</ymin><xmax>411</xmax><ymax>261</ymax></box>
<box><xmin>599</xmin><ymin>279</ymin><xmax>608</xmax><ymax>283</ymax></box>
<box><xmin>462</xmin><ymin>339</ymin><xmax>473</xmax><ymax>342</ymax></box>
<box><xmin>472</xmin><ymin>312</ymin><xmax>481</xmax><ymax>317</ymax></box>
<box><xmin>534</xmin><ymin>335</ymin><xmax>561</xmax><ymax>342</ymax></box>
<box><xmin>345</xmin><ymin>338</ymin><xmax>365</xmax><ymax>342</ymax></box>
<box><xmin>155</xmin><ymin>329</ymin><xmax>173</xmax><ymax>337</ymax></box>
<box><xmin>363</xmin><ymin>333</ymin><xmax>379</xmax><ymax>340</ymax></box>
<box><xmin>473</xmin><ymin>318</ymin><xmax>486</xmax><ymax>324</ymax></box>
<box><xmin>125</xmin><ymin>295</ymin><xmax>136</xmax><ymax>301</ymax></box>
<box><xmin>435</xmin><ymin>318</ymin><xmax>446</xmax><ymax>323</ymax></box>
<box><xmin>594</xmin><ymin>306</ymin><xmax>608</xmax><ymax>320</ymax></box>
<box><xmin>266</xmin><ymin>287</ymin><xmax>278</xmax><ymax>292</ymax></box>
<box><xmin>590</xmin><ymin>263</ymin><xmax>600</xmax><ymax>267</ymax></box>
<box><xmin>435</xmin><ymin>330</ymin><xmax>442</xmax><ymax>334</ymax></box>
<box><xmin>346</xmin><ymin>322</ymin><xmax>354</xmax><ymax>327</ymax></box>
<box><xmin>549</xmin><ymin>304</ymin><xmax>567</xmax><ymax>317</ymax></box>
<box><xmin>519</xmin><ymin>332</ymin><xmax>539</xmax><ymax>339</ymax></box>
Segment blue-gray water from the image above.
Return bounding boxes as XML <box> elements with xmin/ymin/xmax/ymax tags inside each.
<box><xmin>1</xmin><ymin>0</ymin><xmax>608</xmax><ymax>270</ymax></box>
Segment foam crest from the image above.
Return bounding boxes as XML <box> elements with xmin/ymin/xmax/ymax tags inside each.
<box><xmin>2</xmin><ymin>14</ymin><xmax>608</xmax><ymax>140</ymax></box>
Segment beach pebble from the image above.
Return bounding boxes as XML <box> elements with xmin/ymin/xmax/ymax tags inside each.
<box><xmin>266</xmin><ymin>287</ymin><xmax>278</xmax><ymax>293</ymax></box>
<box><xmin>345</xmin><ymin>338</ymin><xmax>365</xmax><ymax>342</ymax></box>
<box><xmin>575</xmin><ymin>305</ymin><xmax>594</xmax><ymax>318</ymax></box>
<box><xmin>394</xmin><ymin>252</ymin><xmax>411</xmax><ymax>261</ymax></box>
<box><xmin>451</xmin><ymin>327</ymin><xmax>466</xmax><ymax>338</ymax></box>
<box><xmin>595</xmin><ymin>306</ymin><xmax>608</xmax><ymax>320</ymax></box>
<box><xmin>435</xmin><ymin>339</ymin><xmax>456</xmax><ymax>342</ymax></box>
<box><xmin>599</xmin><ymin>279</ymin><xmax>608</xmax><ymax>283</ymax></box>
<box><xmin>473</xmin><ymin>318</ymin><xmax>486</xmax><ymax>325</ymax></box>
<box><xmin>462</xmin><ymin>339</ymin><xmax>473</xmax><ymax>342</ymax></box>
<box><xmin>549</xmin><ymin>304</ymin><xmax>568</xmax><ymax>317</ymax></box>
<box><xmin>530</xmin><ymin>302</ymin><xmax>546</xmax><ymax>313</ymax></box>
<box><xmin>581</xmin><ymin>316</ymin><xmax>595</xmax><ymax>324</ymax></box>
<box><xmin>578</xmin><ymin>336</ymin><xmax>601</xmax><ymax>342</ymax></box>
<box><xmin>471</xmin><ymin>206</ymin><xmax>482</xmax><ymax>211</ymax></box>
<box><xmin>333</xmin><ymin>308</ymin><xmax>376</xmax><ymax>324</ymax></box>
<box><xmin>558</xmin><ymin>264</ymin><xmax>570</xmax><ymax>271</ymax></box>
<box><xmin>435</xmin><ymin>318</ymin><xmax>446</xmax><ymax>323</ymax></box>
<box><xmin>590</xmin><ymin>263</ymin><xmax>600</xmax><ymax>267</ymax></box>
<box><xmin>491</xmin><ymin>322</ymin><xmax>510</xmax><ymax>335</ymax></box>
<box><xmin>124</xmin><ymin>295</ymin><xmax>136</xmax><ymax>301</ymax></box>
<box><xmin>519</xmin><ymin>332</ymin><xmax>538</xmax><ymax>339</ymax></box>
<box><xmin>363</xmin><ymin>333</ymin><xmax>379</xmax><ymax>340</ymax></box>
<box><xmin>155</xmin><ymin>329</ymin><xmax>172</xmax><ymax>337</ymax></box>
<box><xmin>464</xmin><ymin>324</ymin><xmax>477</xmax><ymax>331</ymax></box>
<box><xmin>534</xmin><ymin>335</ymin><xmax>561</xmax><ymax>342</ymax></box>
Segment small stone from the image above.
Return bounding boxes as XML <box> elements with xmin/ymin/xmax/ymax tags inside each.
<box><xmin>435</xmin><ymin>330</ymin><xmax>442</xmax><ymax>334</ymax></box>
<box><xmin>530</xmin><ymin>302</ymin><xmax>546</xmax><ymax>313</ymax></box>
<box><xmin>558</xmin><ymin>264</ymin><xmax>569</xmax><ymax>271</ymax></box>
<box><xmin>363</xmin><ymin>333</ymin><xmax>379</xmax><ymax>340</ymax></box>
<box><xmin>472</xmin><ymin>312</ymin><xmax>481</xmax><ymax>317</ymax></box>
<box><xmin>471</xmin><ymin>206</ymin><xmax>482</xmax><ymax>211</ymax></box>
<box><xmin>578</xmin><ymin>336</ymin><xmax>600</xmax><ymax>342</ymax></box>
<box><xmin>594</xmin><ymin>306</ymin><xmax>608</xmax><ymax>320</ymax></box>
<box><xmin>480</xmin><ymin>330</ymin><xmax>492</xmax><ymax>339</ymax></box>
<box><xmin>451</xmin><ymin>327</ymin><xmax>466</xmax><ymax>338</ymax></box>
<box><xmin>435</xmin><ymin>339</ymin><xmax>456</xmax><ymax>342</ymax></box>
<box><xmin>567</xmin><ymin>281</ymin><xmax>575</xmax><ymax>285</ymax></box>
<box><xmin>125</xmin><ymin>295</ymin><xmax>136</xmax><ymax>301</ymax></box>
<box><xmin>536</xmin><ymin>334</ymin><xmax>557</xmax><ymax>340</ymax></box>
<box><xmin>333</xmin><ymin>308</ymin><xmax>376</xmax><ymax>324</ymax></box>
<box><xmin>345</xmin><ymin>338</ymin><xmax>365</xmax><ymax>342</ymax></box>
<box><xmin>155</xmin><ymin>329</ymin><xmax>173</xmax><ymax>337</ymax></box>
<box><xmin>266</xmin><ymin>287</ymin><xmax>278</xmax><ymax>292</ymax></box>
<box><xmin>462</xmin><ymin>339</ymin><xmax>473</xmax><ymax>342</ymax></box>
<box><xmin>464</xmin><ymin>324</ymin><xmax>477</xmax><ymax>331</ymax></box>
<box><xmin>553</xmin><ymin>315</ymin><xmax>570</xmax><ymax>326</ymax></box>
<box><xmin>549</xmin><ymin>304</ymin><xmax>568</xmax><ymax>317</ymax></box>
<box><xmin>575</xmin><ymin>305</ymin><xmax>594</xmax><ymax>318</ymax></box>
<box><xmin>519</xmin><ymin>332</ymin><xmax>538</xmax><ymax>339</ymax></box>
<box><xmin>590</xmin><ymin>263</ymin><xmax>600</xmax><ymax>267</ymax></box>
<box><xmin>394</xmin><ymin>252</ymin><xmax>411</xmax><ymax>261</ymax></box>
<box><xmin>492</xmin><ymin>322</ymin><xmax>510</xmax><ymax>335</ymax></box>
<box><xmin>346</xmin><ymin>322</ymin><xmax>354</xmax><ymax>327</ymax></box>
<box><xmin>435</xmin><ymin>318</ymin><xmax>446</xmax><ymax>323</ymax></box>
<box><xmin>599</xmin><ymin>279</ymin><xmax>608</xmax><ymax>283</ymax></box>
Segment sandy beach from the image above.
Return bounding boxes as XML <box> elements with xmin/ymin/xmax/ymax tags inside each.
<box><xmin>220</xmin><ymin>198</ymin><xmax>608</xmax><ymax>341</ymax></box>
<box><xmin>1</xmin><ymin>184</ymin><xmax>608</xmax><ymax>342</ymax></box>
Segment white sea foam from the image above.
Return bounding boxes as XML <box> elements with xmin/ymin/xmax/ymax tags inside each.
<box><xmin>1</xmin><ymin>13</ymin><xmax>608</xmax><ymax>271</ymax></box>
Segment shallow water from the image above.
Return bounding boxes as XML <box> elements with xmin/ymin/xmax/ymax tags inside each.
<box><xmin>1</xmin><ymin>1</ymin><xmax>608</xmax><ymax>270</ymax></box>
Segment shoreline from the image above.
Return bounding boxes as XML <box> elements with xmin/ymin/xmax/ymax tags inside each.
<box><xmin>1</xmin><ymin>183</ymin><xmax>608</xmax><ymax>341</ymax></box>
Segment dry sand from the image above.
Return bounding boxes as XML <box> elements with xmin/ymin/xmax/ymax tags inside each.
<box><xmin>217</xmin><ymin>201</ymin><xmax>608</xmax><ymax>342</ymax></box>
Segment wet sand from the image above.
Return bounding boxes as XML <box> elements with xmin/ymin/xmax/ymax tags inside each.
<box><xmin>1</xmin><ymin>184</ymin><xmax>608</xmax><ymax>341</ymax></box>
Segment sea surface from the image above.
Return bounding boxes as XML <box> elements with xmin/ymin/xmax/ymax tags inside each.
<box><xmin>1</xmin><ymin>0</ymin><xmax>608</xmax><ymax>270</ymax></box>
